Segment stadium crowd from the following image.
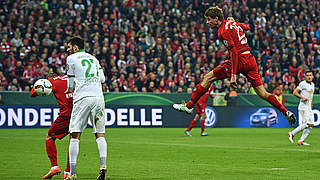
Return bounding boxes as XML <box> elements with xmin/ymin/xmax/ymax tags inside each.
<box><xmin>0</xmin><ymin>0</ymin><xmax>319</xmax><ymax>95</ymax></box>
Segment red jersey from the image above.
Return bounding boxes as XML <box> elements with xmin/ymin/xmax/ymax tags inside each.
<box><xmin>31</xmin><ymin>75</ymin><xmax>73</xmax><ymax>117</ymax></box>
<box><xmin>218</xmin><ymin>20</ymin><xmax>251</xmax><ymax>74</ymax></box>
<box><xmin>197</xmin><ymin>84</ymin><xmax>214</xmax><ymax>105</ymax></box>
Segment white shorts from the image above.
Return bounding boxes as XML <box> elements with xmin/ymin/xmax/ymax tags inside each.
<box><xmin>298</xmin><ymin>109</ymin><xmax>314</xmax><ymax>125</ymax></box>
<box><xmin>69</xmin><ymin>96</ymin><xmax>105</xmax><ymax>133</ymax></box>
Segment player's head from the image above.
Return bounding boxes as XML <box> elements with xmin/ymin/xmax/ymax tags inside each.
<box><xmin>67</xmin><ymin>37</ymin><xmax>84</xmax><ymax>55</ymax></box>
<box><xmin>204</xmin><ymin>6</ymin><xmax>224</xmax><ymax>28</ymax></box>
<box><xmin>305</xmin><ymin>71</ymin><xmax>314</xmax><ymax>83</ymax></box>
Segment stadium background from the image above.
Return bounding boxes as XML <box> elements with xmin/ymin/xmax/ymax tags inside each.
<box><xmin>0</xmin><ymin>0</ymin><xmax>319</xmax><ymax>95</ymax></box>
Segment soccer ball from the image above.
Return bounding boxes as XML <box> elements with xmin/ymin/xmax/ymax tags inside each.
<box><xmin>34</xmin><ymin>79</ymin><xmax>52</xmax><ymax>96</ymax></box>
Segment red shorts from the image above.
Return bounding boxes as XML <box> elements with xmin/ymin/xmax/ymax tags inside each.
<box><xmin>48</xmin><ymin>116</ymin><xmax>70</xmax><ymax>140</ymax></box>
<box><xmin>195</xmin><ymin>102</ymin><xmax>206</xmax><ymax>114</ymax></box>
<box><xmin>212</xmin><ymin>54</ymin><xmax>262</xmax><ymax>87</ymax></box>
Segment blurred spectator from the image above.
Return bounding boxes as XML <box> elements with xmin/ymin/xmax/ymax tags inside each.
<box><xmin>273</xmin><ymin>86</ymin><xmax>285</xmax><ymax>105</ymax></box>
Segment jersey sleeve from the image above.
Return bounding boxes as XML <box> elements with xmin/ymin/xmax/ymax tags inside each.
<box><xmin>30</xmin><ymin>87</ymin><xmax>38</xmax><ymax>97</ymax></box>
<box><xmin>66</xmin><ymin>57</ymin><xmax>75</xmax><ymax>92</ymax></box>
<box><xmin>66</xmin><ymin>56</ymin><xmax>75</xmax><ymax>77</ymax></box>
<box><xmin>48</xmin><ymin>77</ymin><xmax>55</xmax><ymax>92</ymax></box>
<box><xmin>297</xmin><ymin>82</ymin><xmax>304</xmax><ymax>91</ymax></box>
<box><xmin>96</xmin><ymin>58</ymin><xmax>105</xmax><ymax>83</ymax></box>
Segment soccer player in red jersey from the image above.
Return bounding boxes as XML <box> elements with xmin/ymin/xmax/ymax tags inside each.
<box><xmin>185</xmin><ymin>85</ymin><xmax>214</xmax><ymax>136</ymax></box>
<box><xmin>173</xmin><ymin>6</ymin><xmax>297</xmax><ymax>126</ymax></box>
<box><xmin>30</xmin><ymin>75</ymin><xmax>73</xmax><ymax>179</ymax></box>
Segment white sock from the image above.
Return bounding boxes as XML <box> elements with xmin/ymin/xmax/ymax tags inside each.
<box><xmin>69</xmin><ymin>138</ymin><xmax>79</xmax><ymax>175</ymax></box>
<box><xmin>299</xmin><ymin>127</ymin><xmax>312</xmax><ymax>142</ymax></box>
<box><xmin>96</xmin><ymin>137</ymin><xmax>107</xmax><ymax>168</ymax></box>
<box><xmin>291</xmin><ymin>124</ymin><xmax>308</xmax><ymax>135</ymax></box>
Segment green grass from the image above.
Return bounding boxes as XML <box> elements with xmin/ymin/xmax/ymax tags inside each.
<box><xmin>0</xmin><ymin>128</ymin><xmax>320</xmax><ymax>180</ymax></box>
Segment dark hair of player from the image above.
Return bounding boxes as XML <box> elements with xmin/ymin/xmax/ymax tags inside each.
<box><xmin>305</xmin><ymin>70</ymin><xmax>313</xmax><ymax>75</ymax></box>
<box><xmin>204</xmin><ymin>6</ymin><xmax>224</xmax><ymax>21</ymax></box>
<box><xmin>67</xmin><ymin>37</ymin><xmax>84</xmax><ymax>49</ymax></box>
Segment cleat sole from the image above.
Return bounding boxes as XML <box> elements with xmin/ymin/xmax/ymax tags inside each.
<box><xmin>43</xmin><ymin>171</ymin><xmax>61</xmax><ymax>179</ymax></box>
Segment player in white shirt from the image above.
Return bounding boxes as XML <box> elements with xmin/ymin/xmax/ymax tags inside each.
<box><xmin>65</xmin><ymin>37</ymin><xmax>107</xmax><ymax>180</ymax></box>
<box><xmin>288</xmin><ymin>71</ymin><xmax>315</xmax><ymax>146</ymax></box>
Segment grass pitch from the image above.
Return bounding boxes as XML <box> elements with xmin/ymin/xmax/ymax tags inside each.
<box><xmin>0</xmin><ymin>128</ymin><xmax>319</xmax><ymax>180</ymax></box>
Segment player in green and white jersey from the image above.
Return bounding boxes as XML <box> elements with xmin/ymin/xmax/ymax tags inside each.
<box><xmin>66</xmin><ymin>37</ymin><xmax>107</xmax><ymax>180</ymax></box>
<box><xmin>288</xmin><ymin>71</ymin><xmax>315</xmax><ymax>146</ymax></box>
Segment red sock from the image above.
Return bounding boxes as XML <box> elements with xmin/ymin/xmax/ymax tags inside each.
<box><xmin>267</xmin><ymin>95</ymin><xmax>287</xmax><ymax>115</ymax></box>
<box><xmin>186</xmin><ymin>84</ymin><xmax>208</xmax><ymax>109</ymax></box>
<box><xmin>187</xmin><ymin>120</ymin><xmax>197</xmax><ymax>131</ymax></box>
<box><xmin>65</xmin><ymin>152</ymin><xmax>70</xmax><ymax>172</ymax></box>
<box><xmin>46</xmin><ymin>138</ymin><xmax>58</xmax><ymax>167</ymax></box>
<box><xmin>201</xmin><ymin>120</ymin><xmax>205</xmax><ymax>133</ymax></box>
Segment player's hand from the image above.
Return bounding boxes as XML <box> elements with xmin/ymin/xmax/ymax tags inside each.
<box><xmin>230</xmin><ymin>74</ymin><xmax>238</xmax><ymax>89</ymax></box>
<box><xmin>301</xmin><ymin>97</ymin><xmax>308</xmax><ymax>102</ymax></box>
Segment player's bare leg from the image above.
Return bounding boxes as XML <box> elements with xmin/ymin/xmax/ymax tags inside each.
<box><xmin>254</xmin><ymin>85</ymin><xmax>296</xmax><ymax>126</ymax></box>
<box><xmin>185</xmin><ymin>114</ymin><xmax>200</xmax><ymax>136</ymax></box>
<box><xmin>200</xmin><ymin>113</ymin><xmax>208</xmax><ymax>136</ymax></box>
<box><xmin>173</xmin><ymin>71</ymin><xmax>217</xmax><ymax>114</ymax></box>
<box><xmin>96</xmin><ymin>133</ymin><xmax>107</xmax><ymax>180</ymax></box>
<box><xmin>69</xmin><ymin>132</ymin><xmax>81</xmax><ymax>179</ymax></box>
<box><xmin>42</xmin><ymin>134</ymin><xmax>61</xmax><ymax>179</ymax></box>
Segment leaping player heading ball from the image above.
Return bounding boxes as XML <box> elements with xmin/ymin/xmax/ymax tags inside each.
<box><xmin>173</xmin><ymin>6</ymin><xmax>297</xmax><ymax>126</ymax></box>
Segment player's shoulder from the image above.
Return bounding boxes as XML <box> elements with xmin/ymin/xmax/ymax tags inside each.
<box><xmin>297</xmin><ymin>81</ymin><xmax>304</xmax><ymax>88</ymax></box>
<box><xmin>66</xmin><ymin>53</ymin><xmax>77</xmax><ymax>63</ymax></box>
<box><xmin>299</xmin><ymin>80</ymin><xmax>306</xmax><ymax>85</ymax></box>
<box><xmin>225</xmin><ymin>20</ymin><xmax>244</xmax><ymax>30</ymax></box>
<box><xmin>222</xmin><ymin>20</ymin><xmax>238</xmax><ymax>36</ymax></box>
<box><xmin>223</xmin><ymin>20</ymin><xmax>231</xmax><ymax>29</ymax></box>
<box><xmin>50</xmin><ymin>75</ymin><xmax>68</xmax><ymax>81</ymax></box>
<box><xmin>48</xmin><ymin>76</ymin><xmax>60</xmax><ymax>83</ymax></box>
<box><xmin>224</xmin><ymin>20</ymin><xmax>237</xmax><ymax>28</ymax></box>
<box><xmin>86</xmin><ymin>52</ymin><xmax>97</xmax><ymax>59</ymax></box>
<box><xmin>79</xmin><ymin>51</ymin><xmax>96</xmax><ymax>60</ymax></box>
